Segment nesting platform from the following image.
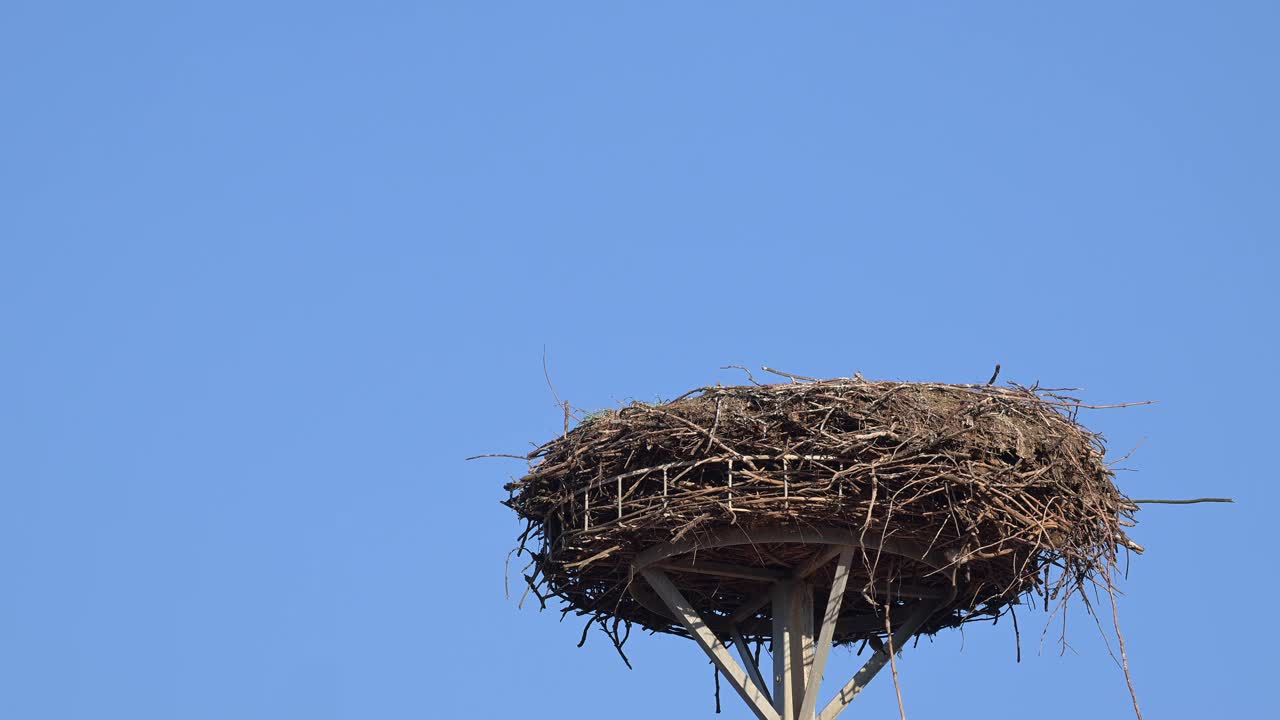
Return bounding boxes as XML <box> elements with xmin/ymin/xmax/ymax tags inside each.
<box><xmin>503</xmin><ymin>377</ymin><xmax>1139</xmax><ymax>719</ymax></box>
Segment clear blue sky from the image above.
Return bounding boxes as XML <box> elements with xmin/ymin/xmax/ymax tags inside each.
<box><xmin>2</xmin><ymin>2</ymin><xmax>1275</xmax><ymax>718</ymax></box>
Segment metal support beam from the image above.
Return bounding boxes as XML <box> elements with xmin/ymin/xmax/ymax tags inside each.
<box><xmin>627</xmin><ymin>528</ymin><xmax>957</xmax><ymax>720</ymax></box>
<box><xmin>627</xmin><ymin>525</ymin><xmax>953</xmax><ymax>634</ymax></box>
<box><xmin>798</xmin><ymin>547</ymin><xmax>854</xmax><ymax>720</ymax></box>
<box><xmin>732</xmin><ymin>626</ymin><xmax>773</xmax><ymax>704</ymax></box>
<box><xmin>818</xmin><ymin>599</ymin><xmax>942</xmax><ymax>720</ymax></box>
<box><xmin>641</xmin><ymin>568</ymin><xmax>780</xmax><ymax>720</ymax></box>
<box><xmin>656</xmin><ymin>559</ymin><xmax>789</xmax><ymax>583</ymax></box>
<box><xmin>728</xmin><ymin>588</ymin><xmax>774</xmax><ymax>625</ymax></box>
<box><xmin>795</xmin><ymin>546</ymin><xmax>845</xmax><ymax>579</ymax></box>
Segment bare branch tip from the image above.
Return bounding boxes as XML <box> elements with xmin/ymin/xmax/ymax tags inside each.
<box><xmin>987</xmin><ymin>363</ymin><xmax>1002</xmax><ymax>386</ymax></box>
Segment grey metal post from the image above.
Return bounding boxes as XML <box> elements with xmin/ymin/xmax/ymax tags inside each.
<box><xmin>771</xmin><ymin>581</ymin><xmax>815</xmax><ymax>720</ymax></box>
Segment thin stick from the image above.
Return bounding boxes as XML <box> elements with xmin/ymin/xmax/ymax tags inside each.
<box><xmin>761</xmin><ymin>366</ymin><xmax>819</xmax><ymax>383</ymax></box>
<box><xmin>1103</xmin><ymin>565</ymin><xmax>1143</xmax><ymax>720</ymax></box>
<box><xmin>1106</xmin><ymin>436</ymin><xmax>1146</xmax><ymax>467</ymax></box>
<box><xmin>884</xmin><ymin>602</ymin><xmax>908</xmax><ymax>720</ymax></box>
<box><xmin>1041</xmin><ymin>399</ymin><xmax>1157</xmax><ymax>410</ymax></box>
<box><xmin>542</xmin><ymin>346</ymin><xmax>571</xmax><ymax>436</ymax></box>
<box><xmin>721</xmin><ymin>365</ymin><xmax>762</xmax><ymax>385</ymax></box>
<box><xmin>1129</xmin><ymin>497</ymin><xmax>1233</xmax><ymax>505</ymax></box>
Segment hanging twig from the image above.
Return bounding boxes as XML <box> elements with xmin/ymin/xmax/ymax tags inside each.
<box><xmin>712</xmin><ymin>662</ymin><xmax>722</xmax><ymax>714</ymax></box>
<box><xmin>885</xmin><ymin>602</ymin><xmax>908</xmax><ymax>720</ymax></box>
<box><xmin>1102</xmin><ymin>565</ymin><xmax>1143</xmax><ymax>720</ymax></box>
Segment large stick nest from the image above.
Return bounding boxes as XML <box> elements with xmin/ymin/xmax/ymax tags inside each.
<box><xmin>503</xmin><ymin>377</ymin><xmax>1140</xmax><ymax>651</ymax></box>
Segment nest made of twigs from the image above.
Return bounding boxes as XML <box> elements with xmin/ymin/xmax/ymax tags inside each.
<box><xmin>502</xmin><ymin>377</ymin><xmax>1140</xmax><ymax>651</ymax></box>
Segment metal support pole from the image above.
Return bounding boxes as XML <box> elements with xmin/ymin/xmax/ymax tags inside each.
<box><xmin>771</xmin><ymin>581</ymin><xmax>815</xmax><ymax>720</ymax></box>
<box><xmin>630</xmin><ymin>529</ymin><xmax>955</xmax><ymax>720</ymax></box>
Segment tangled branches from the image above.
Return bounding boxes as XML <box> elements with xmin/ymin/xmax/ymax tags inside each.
<box><xmin>503</xmin><ymin>377</ymin><xmax>1141</xmax><ymax>658</ymax></box>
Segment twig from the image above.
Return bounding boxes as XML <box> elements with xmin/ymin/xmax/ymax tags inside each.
<box><xmin>464</xmin><ymin>453</ymin><xmax>530</xmax><ymax>461</ymax></box>
<box><xmin>1106</xmin><ymin>437</ymin><xmax>1147</xmax><ymax>468</ymax></box>
<box><xmin>1042</xmin><ymin>399</ymin><xmax>1158</xmax><ymax>410</ymax></box>
<box><xmin>721</xmin><ymin>365</ymin><xmax>761</xmax><ymax>385</ymax></box>
<box><xmin>604</xmin><ymin>616</ymin><xmax>633</xmax><ymax>669</ymax></box>
<box><xmin>543</xmin><ymin>346</ymin><xmax>571</xmax><ymax>436</ymax></box>
<box><xmin>885</xmin><ymin>602</ymin><xmax>908</xmax><ymax>720</ymax></box>
<box><xmin>577</xmin><ymin>616</ymin><xmax>595</xmax><ymax>648</ymax></box>
<box><xmin>1129</xmin><ymin>498</ymin><xmax>1234</xmax><ymax>505</ymax></box>
<box><xmin>706</xmin><ymin>397</ymin><xmax>723</xmax><ymax>452</ymax></box>
<box><xmin>565</xmin><ymin>545</ymin><xmax>622</xmax><ymax>569</ymax></box>
<box><xmin>986</xmin><ymin>363</ymin><xmax>1001</xmax><ymax>386</ymax></box>
<box><xmin>1011</xmin><ymin>605</ymin><xmax>1021</xmax><ymax>662</ymax></box>
<box><xmin>761</xmin><ymin>366</ymin><xmax>818</xmax><ymax>383</ymax></box>
<box><xmin>712</xmin><ymin>662</ymin><xmax>721</xmax><ymax>714</ymax></box>
<box><xmin>1103</xmin><ymin>565</ymin><xmax>1143</xmax><ymax>720</ymax></box>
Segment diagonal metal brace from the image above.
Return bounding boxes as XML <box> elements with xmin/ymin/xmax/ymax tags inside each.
<box><xmin>818</xmin><ymin>599</ymin><xmax>943</xmax><ymax>720</ymax></box>
<box><xmin>641</xmin><ymin>568</ymin><xmax>781</xmax><ymax>720</ymax></box>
